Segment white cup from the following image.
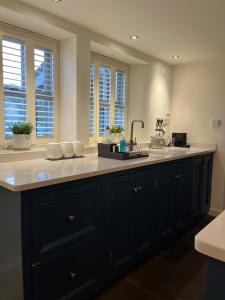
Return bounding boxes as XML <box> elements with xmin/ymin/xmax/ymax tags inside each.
<box><xmin>72</xmin><ymin>141</ymin><xmax>84</xmax><ymax>157</ymax></box>
<box><xmin>47</xmin><ymin>143</ymin><xmax>62</xmax><ymax>160</ymax></box>
<box><xmin>61</xmin><ymin>142</ymin><xmax>74</xmax><ymax>158</ymax></box>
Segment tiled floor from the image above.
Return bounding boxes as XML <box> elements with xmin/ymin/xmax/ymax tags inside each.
<box><xmin>96</xmin><ymin>216</ymin><xmax>214</xmax><ymax>300</ymax></box>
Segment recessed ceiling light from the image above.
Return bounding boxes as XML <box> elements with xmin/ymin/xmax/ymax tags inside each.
<box><xmin>53</xmin><ymin>0</ymin><xmax>62</xmax><ymax>2</ymax></box>
<box><xmin>172</xmin><ymin>55</ymin><xmax>180</xmax><ymax>59</ymax></box>
<box><xmin>130</xmin><ymin>35</ymin><xmax>140</xmax><ymax>40</ymax></box>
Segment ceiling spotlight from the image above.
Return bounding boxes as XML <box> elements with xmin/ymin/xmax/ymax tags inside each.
<box><xmin>130</xmin><ymin>35</ymin><xmax>140</xmax><ymax>40</ymax></box>
<box><xmin>53</xmin><ymin>0</ymin><xmax>62</xmax><ymax>2</ymax></box>
<box><xmin>172</xmin><ymin>55</ymin><xmax>180</xmax><ymax>59</ymax></box>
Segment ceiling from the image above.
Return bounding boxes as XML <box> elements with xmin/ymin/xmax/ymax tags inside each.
<box><xmin>20</xmin><ymin>0</ymin><xmax>225</xmax><ymax>64</ymax></box>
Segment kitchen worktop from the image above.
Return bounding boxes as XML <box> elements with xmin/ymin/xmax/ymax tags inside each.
<box><xmin>0</xmin><ymin>146</ymin><xmax>215</xmax><ymax>192</ymax></box>
<box><xmin>195</xmin><ymin>210</ymin><xmax>225</xmax><ymax>262</ymax></box>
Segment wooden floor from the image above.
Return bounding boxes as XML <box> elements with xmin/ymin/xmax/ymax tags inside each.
<box><xmin>96</xmin><ymin>216</ymin><xmax>214</xmax><ymax>300</ymax></box>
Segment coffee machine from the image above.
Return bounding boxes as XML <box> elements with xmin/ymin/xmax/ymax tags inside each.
<box><xmin>172</xmin><ymin>132</ymin><xmax>188</xmax><ymax>147</ymax></box>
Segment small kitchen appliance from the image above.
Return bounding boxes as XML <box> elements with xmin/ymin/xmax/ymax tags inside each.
<box><xmin>172</xmin><ymin>133</ymin><xmax>188</xmax><ymax>147</ymax></box>
<box><xmin>150</xmin><ymin>118</ymin><xmax>166</xmax><ymax>149</ymax></box>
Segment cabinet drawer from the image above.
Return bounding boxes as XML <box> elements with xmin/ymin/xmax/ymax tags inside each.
<box><xmin>32</xmin><ymin>238</ymin><xmax>99</xmax><ymax>300</ymax></box>
<box><xmin>30</xmin><ymin>181</ymin><xmax>101</xmax><ymax>260</ymax></box>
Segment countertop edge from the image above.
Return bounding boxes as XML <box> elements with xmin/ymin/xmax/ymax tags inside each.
<box><xmin>0</xmin><ymin>149</ymin><xmax>215</xmax><ymax>192</ymax></box>
<box><xmin>195</xmin><ymin>210</ymin><xmax>225</xmax><ymax>263</ymax></box>
<box><xmin>195</xmin><ymin>237</ymin><xmax>225</xmax><ymax>262</ymax></box>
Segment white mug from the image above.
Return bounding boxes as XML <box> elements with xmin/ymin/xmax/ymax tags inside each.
<box><xmin>47</xmin><ymin>143</ymin><xmax>62</xmax><ymax>160</ymax></box>
<box><xmin>72</xmin><ymin>141</ymin><xmax>84</xmax><ymax>157</ymax></box>
<box><xmin>61</xmin><ymin>142</ymin><xmax>74</xmax><ymax>158</ymax></box>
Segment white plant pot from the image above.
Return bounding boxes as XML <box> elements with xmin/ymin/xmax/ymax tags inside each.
<box><xmin>13</xmin><ymin>134</ymin><xmax>32</xmax><ymax>150</ymax></box>
<box><xmin>111</xmin><ymin>133</ymin><xmax>122</xmax><ymax>143</ymax></box>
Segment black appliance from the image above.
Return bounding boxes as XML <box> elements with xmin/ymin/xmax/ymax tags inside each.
<box><xmin>172</xmin><ymin>132</ymin><xmax>188</xmax><ymax>147</ymax></box>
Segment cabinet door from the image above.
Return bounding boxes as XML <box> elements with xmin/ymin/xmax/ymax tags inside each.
<box><xmin>134</xmin><ymin>169</ymin><xmax>158</xmax><ymax>256</ymax></box>
<box><xmin>30</xmin><ymin>181</ymin><xmax>101</xmax><ymax>261</ymax></box>
<box><xmin>174</xmin><ymin>161</ymin><xmax>192</xmax><ymax>233</ymax></box>
<box><xmin>157</xmin><ymin>165</ymin><xmax>175</xmax><ymax>244</ymax></box>
<box><xmin>109</xmin><ymin>173</ymin><xmax>134</xmax><ymax>271</ymax></box>
<box><xmin>32</xmin><ymin>237</ymin><xmax>99</xmax><ymax>300</ymax></box>
<box><xmin>201</xmin><ymin>154</ymin><xmax>213</xmax><ymax>214</ymax></box>
<box><xmin>191</xmin><ymin>157</ymin><xmax>203</xmax><ymax>218</ymax></box>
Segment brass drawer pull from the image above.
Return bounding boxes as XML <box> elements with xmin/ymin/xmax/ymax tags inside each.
<box><xmin>133</xmin><ymin>186</ymin><xmax>142</xmax><ymax>193</ymax></box>
<box><xmin>133</xmin><ymin>187</ymin><xmax>139</xmax><ymax>193</ymax></box>
<box><xmin>68</xmin><ymin>272</ymin><xmax>77</xmax><ymax>281</ymax></box>
<box><xmin>67</xmin><ymin>215</ymin><xmax>76</xmax><ymax>224</ymax></box>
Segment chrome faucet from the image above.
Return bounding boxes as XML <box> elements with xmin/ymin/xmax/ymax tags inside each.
<box><xmin>129</xmin><ymin>119</ymin><xmax>145</xmax><ymax>151</ymax></box>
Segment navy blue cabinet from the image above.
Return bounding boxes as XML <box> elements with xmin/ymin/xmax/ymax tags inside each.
<box><xmin>32</xmin><ymin>237</ymin><xmax>99</xmax><ymax>300</ymax></box>
<box><xmin>26</xmin><ymin>180</ymin><xmax>102</xmax><ymax>300</ymax></box>
<box><xmin>108</xmin><ymin>173</ymin><xmax>134</xmax><ymax>272</ymax></box>
<box><xmin>134</xmin><ymin>169</ymin><xmax>158</xmax><ymax>256</ymax></box>
<box><xmin>108</xmin><ymin>168</ymin><xmax>158</xmax><ymax>275</ymax></box>
<box><xmin>174</xmin><ymin>160</ymin><xmax>192</xmax><ymax>233</ymax></box>
<box><xmin>19</xmin><ymin>153</ymin><xmax>213</xmax><ymax>300</ymax></box>
<box><xmin>201</xmin><ymin>154</ymin><xmax>213</xmax><ymax>214</ymax></box>
<box><xmin>157</xmin><ymin>164</ymin><xmax>176</xmax><ymax>244</ymax></box>
<box><xmin>30</xmin><ymin>181</ymin><xmax>101</xmax><ymax>262</ymax></box>
<box><xmin>158</xmin><ymin>160</ymin><xmax>193</xmax><ymax>243</ymax></box>
<box><xmin>191</xmin><ymin>157</ymin><xmax>204</xmax><ymax>219</ymax></box>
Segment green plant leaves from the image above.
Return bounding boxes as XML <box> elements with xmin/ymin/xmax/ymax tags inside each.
<box><xmin>9</xmin><ymin>122</ymin><xmax>34</xmax><ymax>135</ymax></box>
<box><xmin>109</xmin><ymin>126</ymin><xmax>124</xmax><ymax>134</ymax></box>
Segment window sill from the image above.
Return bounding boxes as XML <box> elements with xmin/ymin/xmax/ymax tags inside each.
<box><xmin>0</xmin><ymin>145</ymin><xmax>98</xmax><ymax>163</ymax></box>
<box><xmin>0</xmin><ymin>147</ymin><xmax>47</xmax><ymax>163</ymax></box>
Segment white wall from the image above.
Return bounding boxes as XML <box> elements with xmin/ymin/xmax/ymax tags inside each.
<box><xmin>128</xmin><ymin>63</ymin><xmax>172</xmax><ymax>141</ymax></box>
<box><xmin>60</xmin><ymin>35</ymin><xmax>90</xmax><ymax>145</ymax></box>
<box><xmin>75</xmin><ymin>35</ymin><xmax>90</xmax><ymax>145</ymax></box>
<box><xmin>170</xmin><ymin>58</ymin><xmax>225</xmax><ymax>214</ymax></box>
<box><xmin>60</xmin><ymin>37</ymin><xmax>77</xmax><ymax>142</ymax></box>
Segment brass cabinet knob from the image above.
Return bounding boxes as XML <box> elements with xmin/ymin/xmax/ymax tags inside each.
<box><xmin>133</xmin><ymin>187</ymin><xmax>139</xmax><ymax>193</ymax></box>
<box><xmin>67</xmin><ymin>215</ymin><xmax>76</xmax><ymax>224</ymax></box>
<box><xmin>133</xmin><ymin>186</ymin><xmax>142</xmax><ymax>193</ymax></box>
<box><xmin>68</xmin><ymin>272</ymin><xmax>77</xmax><ymax>281</ymax></box>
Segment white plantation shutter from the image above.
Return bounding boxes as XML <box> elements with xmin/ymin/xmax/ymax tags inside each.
<box><xmin>34</xmin><ymin>47</ymin><xmax>55</xmax><ymax>137</ymax></box>
<box><xmin>89</xmin><ymin>63</ymin><xmax>94</xmax><ymax>136</ymax></box>
<box><xmin>2</xmin><ymin>37</ymin><xmax>27</xmax><ymax>136</ymax></box>
<box><xmin>0</xmin><ymin>25</ymin><xmax>58</xmax><ymax>144</ymax></box>
<box><xmin>88</xmin><ymin>54</ymin><xmax>128</xmax><ymax>141</ymax></box>
<box><xmin>99</xmin><ymin>65</ymin><xmax>111</xmax><ymax>136</ymax></box>
<box><xmin>115</xmin><ymin>70</ymin><xmax>126</xmax><ymax>128</ymax></box>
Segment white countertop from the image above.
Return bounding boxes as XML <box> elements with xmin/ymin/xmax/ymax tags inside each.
<box><xmin>195</xmin><ymin>211</ymin><xmax>225</xmax><ymax>262</ymax></box>
<box><xmin>0</xmin><ymin>146</ymin><xmax>215</xmax><ymax>192</ymax></box>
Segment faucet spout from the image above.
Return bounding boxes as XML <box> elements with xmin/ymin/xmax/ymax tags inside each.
<box><xmin>129</xmin><ymin>119</ymin><xmax>145</xmax><ymax>151</ymax></box>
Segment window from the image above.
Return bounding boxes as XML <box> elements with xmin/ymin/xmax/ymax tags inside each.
<box><xmin>0</xmin><ymin>24</ymin><xmax>59</xmax><ymax>144</ymax></box>
<box><xmin>89</xmin><ymin>53</ymin><xmax>128</xmax><ymax>142</ymax></box>
<box><xmin>2</xmin><ymin>37</ymin><xmax>27</xmax><ymax>136</ymax></box>
<box><xmin>99</xmin><ymin>65</ymin><xmax>111</xmax><ymax>136</ymax></box>
<box><xmin>89</xmin><ymin>63</ymin><xmax>95</xmax><ymax>137</ymax></box>
<box><xmin>115</xmin><ymin>70</ymin><xmax>126</xmax><ymax>129</ymax></box>
<box><xmin>34</xmin><ymin>47</ymin><xmax>55</xmax><ymax>137</ymax></box>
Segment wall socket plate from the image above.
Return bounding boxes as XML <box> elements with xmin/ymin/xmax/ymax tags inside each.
<box><xmin>211</xmin><ymin>120</ymin><xmax>222</xmax><ymax>128</ymax></box>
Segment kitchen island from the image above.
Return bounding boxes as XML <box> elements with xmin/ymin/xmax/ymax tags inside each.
<box><xmin>195</xmin><ymin>210</ymin><xmax>225</xmax><ymax>300</ymax></box>
<box><xmin>0</xmin><ymin>146</ymin><xmax>215</xmax><ymax>300</ymax></box>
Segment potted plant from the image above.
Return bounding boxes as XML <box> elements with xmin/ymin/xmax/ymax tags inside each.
<box><xmin>9</xmin><ymin>122</ymin><xmax>34</xmax><ymax>150</ymax></box>
<box><xmin>109</xmin><ymin>126</ymin><xmax>124</xmax><ymax>143</ymax></box>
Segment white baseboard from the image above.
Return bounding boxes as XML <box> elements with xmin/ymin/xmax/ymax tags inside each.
<box><xmin>208</xmin><ymin>208</ymin><xmax>223</xmax><ymax>217</ymax></box>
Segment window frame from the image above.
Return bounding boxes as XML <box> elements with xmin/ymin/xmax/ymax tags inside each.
<box><xmin>0</xmin><ymin>23</ymin><xmax>59</xmax><ymax>145</ymax></box>
<box><xmin>89</xmin><ymin>52</ymin><xmax>129</xmax><ymax>144</ymax></box>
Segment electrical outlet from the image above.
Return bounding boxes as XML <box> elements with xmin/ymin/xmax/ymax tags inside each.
<box><xmin>211</xmin><ymin>120</ymin><xmax>222</xmax><ymax>128</ymax></box>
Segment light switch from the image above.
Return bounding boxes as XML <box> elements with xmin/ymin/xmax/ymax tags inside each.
<box><xmin>211</xmin><ymin>120</ymin><xmax>222</xmax><ymax>128</ymax></box>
